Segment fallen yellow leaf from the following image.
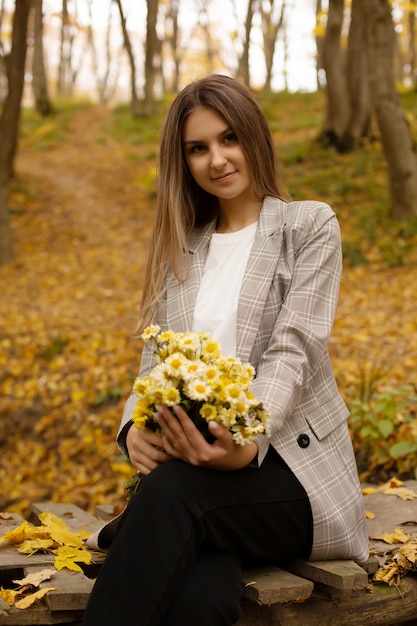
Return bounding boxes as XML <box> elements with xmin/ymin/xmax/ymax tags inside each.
<box><xmin>13</xmin><ymin>568</ymin><xmax>56</xmax><ymax>588</ymax></box>
<box><xmin>373</xmin><ymin>563</ymin><xmax>399</xmax><ymax>585</ymax></box>
<box><xmin>15</xmin><ymin>587</ymin><xmax>56</xmax><ymax>610</ymax></box>
<box><xmin>381</xmin><ymin>487</ymin><xmax>417</xmax><ymax>501</ymax></box>
<box><xmin>0</xmin><ymin>521</ymin><xmax>49</xmax><ymax>545</ymax></box>
<box><xmin>372</xmin><ymin>527</ymin><xmax>411</xmax><ymax>544</ymax></box>
<box><xmin>17</xmin><ymin>538</ymin><xmax>55</xmax><ymax>555</ymax></box>
<box><xmin>53</xmin><ymin>545</ymin><xmax>92</xmax><ymax>572</ymax></box>
<box><xmin>0</xmin><ymin>587</ymin><xmax>21</xmax><ymax>605</ymax></box>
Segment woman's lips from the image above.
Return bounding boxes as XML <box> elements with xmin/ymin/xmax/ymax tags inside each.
<box><xmin>211</xmin><ymin>171</ymin><xmax>236</xmax><ymax>182</ymax></box>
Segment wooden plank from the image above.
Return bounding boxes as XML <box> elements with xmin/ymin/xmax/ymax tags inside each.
<box><xmin>0</xmin><ymin>543</ymin><xmax>55</xmax><ymax>572</ymax></box>
<box><xmin>0</xmin><ymin>513</ymin><xmax>25</xmax><ymax>529</ymax></box>
<box><xmin>0</xmin><ymin>604</ymin><xmax>81</xmax><ymax>625</ymax></box>
<box><xmin>364</xmin><ymin>480</ymin><xmax>417</xmax><ymax>563</ymax></box>
<box><xmin>30</xmin><ymin>503</ymin><xmax>103</xmax><ymax>535</ymax></box>
<box><xmin>236</xmin><ymin>575</ymin><xmax>417</xmax><ymax>625</ymax></box>
<box><xmin>0</xmin><ymin>513</ymin><xmax>56</xmax><ymax>572</ymax></box>
<box><xmin>21</xmin><ymin>563</ymin><xmax>94</xmax><ymax>612</ymax></box>
<box><xmin>287</xmin><ymin>559</ymin><xmax>369</xmax><ymax>591</ymax></box>
<box><xmin>241</xmin><ymin>565</ymin><xmax>313</xmax><ymax>606</ymax></box>
<box><xmin>94</xmin><ymin>504</ymin><xmax>122</xmax><ymax>522</ymax></box>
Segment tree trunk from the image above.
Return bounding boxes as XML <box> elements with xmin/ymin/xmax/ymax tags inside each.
<box><xmin>0</xmin><ymin>173</ymin><xmax>13</xmax><ymax>265</ymax></box>
<box><xmin>363</xmin><ymin>0</ymin><xmax>417</xmax><ymax>219</ymax></box>
<box><xmin>315</xmin><ymin>0</ymin><xmax>326</xmax><ymax>89</ymax></box>
<box><xmin>57</xmin><ymin>0</ymin><xmax>68</xmax><ymax>96</ymax></box>
<box><xmin>166</xmin><ymin>0</ymin><xmax>180</xmax><ymax>93</ymax></box>
<box><xmin>32</xmin><ymin>0</ymin><xmax>52</xmax><ymax>115</ymax></box>
<box><xmin>320</xmin><ymin>0</ymin><xmax>350</xmax><ymax>147</ymax></box>
<box><xmin>260</xmin><ymin>0</ymin><xmax>285</xmax><ymax>91</ymax></box>
<box><xmin>0</xmin><ymin>0</ymin><xmax>31</xmax><ymax>265</ymax></box>
<box><xmin>144</xmin><ymin>0</ymin><xmax>159</xmax><ymax>116</ymax></box>
<box><xmin>197</xmin><ymin>1</ymin><xmax>216</xmax><ymax>75</ymax></box>
<box><xmin>114</xmin><ymin>0</ymin><xmax>140</xmax><ymax>116</ymax></box>
<box><xmin>237</xmin><ymin>0</ymin><xmax>256</xmax><ymax>87</ymax></box>
<box><xmin>408</xmin><ymin>1</ymin><xmax>417</xmax><ymax>88</ymax></box>
<box><xmin>85</xmin><ymin>0</ymin><xmax>115</xmax><ymax>105</ymax></box>
<box><xmin>0</xmin><ymin>0</ymin><xmax>7</xmax><ymax>103</ymax></box>
<box><xmin>341</xmin><ymin>0</ymin><xmax>372</xmax><ymax>151</ymax></box>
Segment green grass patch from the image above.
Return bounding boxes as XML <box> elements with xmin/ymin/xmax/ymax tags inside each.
<box><xmin>19</xmin><ymin>99</ymin><xmax>94</xmax><ymax>150</ymax></box>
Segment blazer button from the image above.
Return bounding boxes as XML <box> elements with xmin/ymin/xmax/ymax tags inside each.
<box><xmin>297</xmin><ymin>434</ymin><xmax>310</xmax><ymax>449</ymax></box>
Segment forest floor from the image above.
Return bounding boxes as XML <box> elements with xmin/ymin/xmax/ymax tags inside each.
<box><xmin>1</xmin><ymin>102</ymin><xmax>417</xmax><ymax>516</ymax></box>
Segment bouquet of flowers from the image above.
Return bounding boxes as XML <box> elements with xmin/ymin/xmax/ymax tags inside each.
<box><xmin>125</xmin><ymin>326</ymin><xmax>269</xmax><ymax>497</ymax></box>
<box><xmin>132</xmin><ymin>325</ymin><xmax>268</xmax><ymax>442</ymax></box>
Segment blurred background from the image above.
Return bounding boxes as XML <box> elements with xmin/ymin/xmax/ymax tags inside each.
<box><xmin>0</xmin><ymin>0</ymin><xmax>417</xmax><ymax>517</ymax></box>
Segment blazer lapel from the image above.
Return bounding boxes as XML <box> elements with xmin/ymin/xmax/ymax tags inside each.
<box><xmin>165</xmin><ymin>221</ymin><xmax>216</xmax><ymax>332</ymax></box>
<box><xmin>236</xmin><ymin>197</ymin><xmax>287</xmax><ymax>362</ymax></box>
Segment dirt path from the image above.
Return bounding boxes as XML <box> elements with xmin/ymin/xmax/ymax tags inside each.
<box><xmin>12</xmin><ymin>105</ymin><xmax>153</xmax><ymax>331</ymax></box>
<box><xmin>0</xmin><ymin>106</ymin><xmax>157</xmax><ymax>512</ymax></box>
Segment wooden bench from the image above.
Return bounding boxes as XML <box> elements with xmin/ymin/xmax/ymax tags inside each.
<box><xmin>1</xmin><ymin>481</ymin><xmax>417</xmax><ymax>626</ymax></box>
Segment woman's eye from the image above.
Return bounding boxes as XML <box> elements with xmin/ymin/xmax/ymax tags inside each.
<box><xmin>189</xmin><ymin>144</ymin><xmax>206</xmax><ymax>154</ymax></box>
<box><xmin>224</xmin><ymin>132</ymin><xmax>238</xmax><ymax>143</ymax></box>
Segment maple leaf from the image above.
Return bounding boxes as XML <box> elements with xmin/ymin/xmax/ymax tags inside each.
<box><xmin>15</xmin><ymin>587</ymin><xmax>56</xmax><ymax>610</ymax></box>
<box><xmin>373</xmin><ymin>563</ymin><xmax>400</xmax><ymax>585</ymax></box>
<box><xmin>0</xmin><ymin>521</ymin><xmax>49</xmax><ymax>545</ymax></box>
<box><xmin>38</xmin><ymin>511</ymin><xmax>70</xmax><ymax>529</ymax></box>
<box><xmin>52</xmin><ymin>545</ymin><xmax>92</xmax><ymax>572</ymax></box>
<box><xmin>0</xmin><ymin>587</ymin><xmax>21</xmax><ymax>605</ymax></box>
<box><xmin>372</xmin><ymin>527</ymin><xmax>411</xmax><ymax>544</ymax></box>
<box><xmin>13</xmin><ymin>568</ymin><xmax>56</xmax><ymax>588</ymax></box>
<box><xmin>381</xmin><ymin>487</ymin><xmax>417</xmax><ymax>501</ymax></box>
<box><xmin>16</xmin><ymin>538</ymin><xmax>55</xmax><ymax>555</ymax></box>
<box><xmin>37</xmin><ymin>511</ymin><xmax>85</xmax><ymax>547</ymax></box>
<box><xmin>396</xmin><ymin>538</ymin><xmax>417</xmax><ymax>563</ymax></box>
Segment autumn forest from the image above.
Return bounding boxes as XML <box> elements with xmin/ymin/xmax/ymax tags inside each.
<box><xmin>0</xmin><ymin>0</ymin><xmax>417</xmax><ymax>516</ymax></box>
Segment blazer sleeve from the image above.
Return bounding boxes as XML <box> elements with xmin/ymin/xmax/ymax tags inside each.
<box><xmin>116</xmin><ymin>339</ymin><xmax>159</xmax><ymax>456</ymax></box>
<box><xmin>251</xmin><ymin>202</ymin><xmax>343</xmax><ymax>463</ymax></box>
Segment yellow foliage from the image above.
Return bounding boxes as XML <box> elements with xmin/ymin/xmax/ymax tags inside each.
<box><xmin>0</xmin><ymin>511</ymin><xmax>93</xmax><ymax>609</ymax></box>
<box><xmin>372</xmin><ymin>527</ymin><xmax>411</xmax><ymax>545</ymax></box>
<box><xmin>53</xmin><ymin>545</ymin><xmax>92</xmax><ymax>572</ymax></box>
<box><xmin>39</xmin><ymin>512</ymin><xmax>84</xmax><ymax>548</ymax></box>
<box><xmin>1</xmin><ymin>102</ymin><xmax>416</xmax><ymax>521</ymax></box>
<box><xmin>15</xmin><ymin>587</ymin><xmax>56</xmax><ymax>610</ymax></box>
<box><xmin>1</xmin><ymin>513</ymin><xmax>92</xmax><ymax>570</ymax></box>
<box><xmin>0</xmin><ymin>521</ymin><xmax>49</xmax><ymax>545</ymax></box>
<box><xmin>373</xmin><ymin>562</ymin><xmax>400</xmax><ymax>585</ymax></box>
<box><xmin>373</xmin><ymin>538</ymin><xmax>417</xmax><ymax>585</ymax></box>
<box><xmin>0</xmin><ymin>587</ymin><xmax>21</xmax><ymax>605</ymax></box>
<box><xmin>13</xmin><ymin>568</ymin><xmax>56</xmax><ymax>587</ymax></box>
<box><xmin>17</xmin><ymin>538</ymin><xmax>55</xmax><ymax>555</ymax></box>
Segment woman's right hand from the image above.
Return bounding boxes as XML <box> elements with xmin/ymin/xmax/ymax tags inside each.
<box><xmin>126</xmin><ymin>425</ymin><xmax>173</xmax><ymax>475</ymax></box>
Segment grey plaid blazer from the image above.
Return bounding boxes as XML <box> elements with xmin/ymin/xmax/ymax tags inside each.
<box><xmin>118</xmin><ymin>196</ymin><xmax>369</xmax><ymax>563</ymax></box>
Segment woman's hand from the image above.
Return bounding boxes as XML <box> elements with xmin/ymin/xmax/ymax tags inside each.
<box><xmin>155</xmin><ymin>405</ymin><xmax>258</xmax><ymax>471</ymax></box>
<box><xmin>126</xmin><ymin>424</ymin><xmax>173</xmax><ymax>475</ymax></box>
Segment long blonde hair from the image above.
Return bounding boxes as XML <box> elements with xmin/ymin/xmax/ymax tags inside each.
<box><xmin>137</xmin><ymin>74</ymin><xmax>288</xmax><ymax>332</ymax></box>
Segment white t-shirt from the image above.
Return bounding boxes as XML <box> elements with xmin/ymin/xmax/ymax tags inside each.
<box><xmin>192</xmin><ymin>222</ymin><xmax>258</xmax><ymax>357</ymax></box>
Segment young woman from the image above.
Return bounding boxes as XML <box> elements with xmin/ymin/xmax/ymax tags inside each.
<box><xmin>83</xmin><ymin>74</ymin><xmax>368</xmax><ymax>626</ymax></box>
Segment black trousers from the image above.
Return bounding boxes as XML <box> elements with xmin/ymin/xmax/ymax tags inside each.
<box><xmin>82</xmin><ymin>447</ymin><xmax>313</xmax><ymax>626</ymax></box>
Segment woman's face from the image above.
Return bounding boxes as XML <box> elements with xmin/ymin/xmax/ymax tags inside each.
<box><xmin>182</xmin><ymin>106</ymin><xmax>255</xmax><ymax>206</ymax></box>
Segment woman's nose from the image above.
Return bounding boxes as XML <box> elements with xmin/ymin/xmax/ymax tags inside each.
<box><xmin>210</xmin><ymin>146</ymin><xmax>227</xmax><ymax>168</ymax></box>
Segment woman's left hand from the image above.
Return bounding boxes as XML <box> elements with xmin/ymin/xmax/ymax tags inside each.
<box><xmin>155</xmin><ymin>404</ymin><xmax>258</xmax><ymax>470</ymax></box>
